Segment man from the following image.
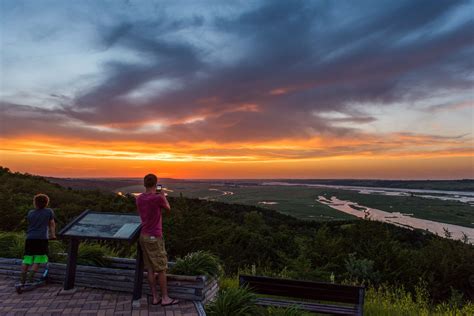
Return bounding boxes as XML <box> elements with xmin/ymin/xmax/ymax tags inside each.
<box><xmin>136</xmin><ymin>174</ymin><xmax>178</xmax><ymax>306</ymax></box>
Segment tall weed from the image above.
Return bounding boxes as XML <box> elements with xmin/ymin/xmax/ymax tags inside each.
<box><xmin>171</xmin><ymin>251</ymin><xmax>222</xmax><ymax>277</ymax></box>
<box><xmin>365</xmin><ymin>284</ymin><xmax>474</xmax><ymax>315</ymax></box>
<box><xmin>77</xmin><ymin>243</ymin><xmax>116</xmax><ymax>267</ymax></box>
<box><xmin>206</xmin><ymin>287</ymin><xmax>257</xmax><ymax>316</ymax></box>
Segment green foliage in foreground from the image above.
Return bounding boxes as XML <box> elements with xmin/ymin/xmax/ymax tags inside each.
<box><xmin>0</xmin><ymin>232</ymin><xmax>115</xmax><ymax>267</ymax></box>
<box><xmin>263</xmin><ymin>306</ymin><xmax>312</xmax><ymax>316</ymax></box>
<box><xmin>76</xmin><ymin>243</ymin><xmax>116</xmax><ymax>267</ymax></box>
<box><xmin>0</xmin><ymin>232</ymin><xmax>65</xmax><ymax>263</ymax></box>
<box><xmin>206</xmin><ymin>287</ymin><xmax>257</xmax><ymax>316</ymax></box>
<box><xmin>365</xmin><ymin>284</ymin><xmax>474</xmax><ymax>316</ymax></box>
<box><xmin>218</xmin><ymin>276</ymin><xmax>474</xmax><ymax>316</ymax></box>
<box><xmin>169</xmin><ymin>251</ymin><xmax>222</xmax><ymax>277</ymax></box>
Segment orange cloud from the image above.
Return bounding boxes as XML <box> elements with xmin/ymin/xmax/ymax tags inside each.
<box><xmin>1</xmin><ymin>131</ymin><xmax>472</xmax><ymax>178</ymax></box>
<box><xmin>269</xmin><ymin>88</ymin><xmax>290</xmax><ymax>95</ymax></box>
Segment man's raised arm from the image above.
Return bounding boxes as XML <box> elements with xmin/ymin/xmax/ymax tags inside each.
<box><xmin>159</xmin><ymin>191</ymin><xmax>171</xmax><ymax>214</ymax></box>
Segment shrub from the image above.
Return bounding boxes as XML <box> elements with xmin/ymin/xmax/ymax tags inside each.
<box><xmin>0</xmin><ymin>232</ymin><xmax>25</xmax><ymax>258</ymax></box>
<box><xmin>48</xmin><ymin>240</ymin><xmax>66</xmax><ymax>263</ymax></box>
<box><xmin>206</xmin><ymin>287</ymin><xmax>257</xmax><ymax>316</ymax></box>
<box><xmin>213</xmin><ymin>276</ymin><xmax>311</xmax><ymax>316</ymax></box>
<box><xmin>0</xmin><ymin>232</ymin><xmax>66</xmax><ymax>262</ymax></box>
<box><xmin>219</xmin><ymin>276</ymin><xmax>239</xmax><ymax>290</ymax></box>
<box><xmin>170</xmin><ymin>251</ymin><xmax>222</xmax><ymax>277</ymax></box>
<box><xmin>263</xmin><ymin>305</ymin><xmax>312</xmax><ymax>316</ymax></box>
<box><xmin>344</xmin><ymin>253</ymin><xmax>380</xmax><ymax>284</ymax></box>
<box><xmin>364</xmin><ymin>284</ymin><xmax>474</xmax><ymax>315</ymax></box>
<box><xmin>77</xmin><ymin>243</ymin><xmax>116</xmax><ymax>267</ymax></box>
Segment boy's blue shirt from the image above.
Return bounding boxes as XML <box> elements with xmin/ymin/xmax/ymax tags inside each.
<box><xmin>26</xmin><ymin>208</ymin><xmax>54</xmax><ymax>240</ymax></box>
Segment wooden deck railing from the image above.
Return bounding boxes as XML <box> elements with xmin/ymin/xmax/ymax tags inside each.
<box><xmin>0</xmin><ymin>257</ymin><xmax>218</xmax><ymax>303</ymax></box>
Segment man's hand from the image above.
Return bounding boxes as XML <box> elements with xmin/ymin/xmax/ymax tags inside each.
<box><xmin>159</xmin><ymin>190</ymin><xmax>171</xmax><ymax>212</ymax></box>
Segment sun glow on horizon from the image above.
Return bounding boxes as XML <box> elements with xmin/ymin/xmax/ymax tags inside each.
<box><xmin>1</xmin><ymin>134</ymin><xmax>472</xmax><ymax>179</ymax></box>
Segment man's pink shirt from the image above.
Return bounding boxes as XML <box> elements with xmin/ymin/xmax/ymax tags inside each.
<box><xmin>136</xmin><ymin>193</ymin><xmax>167</xmax><ymax>237</ymax></box>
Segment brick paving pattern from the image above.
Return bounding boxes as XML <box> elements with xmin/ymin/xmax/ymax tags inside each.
<box><xmin>0</xmin><ymin>276</ymin><xmax>200</xmax><ymax>316</ymax></box>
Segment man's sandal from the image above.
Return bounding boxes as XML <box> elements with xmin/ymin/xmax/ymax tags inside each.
<box><xmin>161</xmin><ymin>298</ymin><xmax>179</xmax><ymax>307</ymax></box>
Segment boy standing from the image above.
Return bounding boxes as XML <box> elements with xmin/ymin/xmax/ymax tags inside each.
<box><xmin>20</xmin><ymin>194</ymin><xmax>56</xmax><ymax>285</ymax></box>
<box><xmin>136</xmin><ymin>174</ymin><xmax>178</xmax><ymax>306</ymax></box>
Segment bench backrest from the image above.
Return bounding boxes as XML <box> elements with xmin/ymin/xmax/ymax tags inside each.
<box><xmin>239</xmin><ymin>275</ymin><xmax>365</xmax><ymax>305</ymax></box>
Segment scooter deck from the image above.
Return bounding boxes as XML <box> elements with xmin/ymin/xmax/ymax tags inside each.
<box><xmin>15</xmin><ymin>279</ymin><xmax>47</xmax><ymax>294</ymax></box>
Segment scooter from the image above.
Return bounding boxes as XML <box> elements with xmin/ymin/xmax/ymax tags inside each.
<box><xmin>15</xmin><ymin>263</ymin><xmax>49</xmax><ymax>294</ymax></box>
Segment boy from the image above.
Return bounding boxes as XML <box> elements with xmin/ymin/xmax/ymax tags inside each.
<box><xmin>20</xmin><ymin>194</ymin><xmax>56</xmax><ymax>285</ymax></box>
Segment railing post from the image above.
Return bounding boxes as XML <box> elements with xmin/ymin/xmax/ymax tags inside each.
<box><xmin>64</xmin><ymin>238</ymin><xmax>79</xmax><ymax>290</ymax></box>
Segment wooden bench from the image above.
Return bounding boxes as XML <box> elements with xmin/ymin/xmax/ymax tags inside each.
<box><xmin>239</xmin><ymin>275</ymin><xmax>365</xmax><ymax>315</ymax></box>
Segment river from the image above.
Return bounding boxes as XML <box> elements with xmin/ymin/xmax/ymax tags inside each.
<box><xmin>262</xmin><ymin>181</ymin><xmax>474</xmax><ymax>204</ymax></box>
<box><xmin>262</xmin><ymin>181</ymin><xmax>474</xmax><ymax>243</ymax></box>
<box><xmin>317</xmin><ymin>196</ymin><xmax>474</xmax><ymax>244</ymax></box>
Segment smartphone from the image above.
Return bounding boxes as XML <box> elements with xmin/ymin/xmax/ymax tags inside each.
<box><xmin>156</xmin><ymin>184</ymin><xmax>163</xmax><ymax>192</ymax></box>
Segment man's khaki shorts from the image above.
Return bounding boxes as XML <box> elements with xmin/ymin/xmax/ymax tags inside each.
<box><xmin>139</xmin><ymin>235</ymin><xmax>168</xmax><ymax>272</ymax></box>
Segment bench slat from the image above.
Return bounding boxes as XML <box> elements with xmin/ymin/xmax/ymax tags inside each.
<box><xmin>257</xmin><ymin>298</ymin><xmax>358</xmax><ymax>315</ymax></box>
<box><xmin>239</xmin><ymin>275</ymin><xmax>364</xmax><ymax>315</ymax></box>
<box><xmin>240</xmin><ymin>275</ymin><xmax>363</xmax><ymax>304</ymax></box>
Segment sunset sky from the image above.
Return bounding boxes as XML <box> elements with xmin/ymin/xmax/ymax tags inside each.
<box><xmin>1</xmin><ymin>0</ymin><xmax>473</xmax><ymax>179</ymax></box>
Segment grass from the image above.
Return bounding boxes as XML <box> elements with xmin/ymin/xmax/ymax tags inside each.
<box><xmin>76</xmin><ymin>243</ymin><xmax>116</xmax><ymax>267</ymax></box>
<box><xmin>169</xmin><ymin>251</ymin><xmax>222</xmax><ymax>277</ymax></box>
<box><xmin>263</xmin><ymin>306</ymin><xmax>313</xmax><ymax>316</ymax></box>
<box><xmin>206</xmin><ymin>287</ymin><xmax>257</xmax><ymax>316</ymax></box>
<box><xmin>365</xmin><ymin>284</ymin><xmax>474</xmax><ymax>315</ymax></box>
<box><xmin>0</xmin><ymin>232</ymin><xmax>112</xmax><ymax>266</ymax></box>
<box><xmin>122</xmin><ymin>183</ymin><xmax>356</xmax><ymax>221</ymax></box>
<box><xmin>121</xmin><ymin>182</ymin><xmax>473</xmax><ymax>227</ymax></box>
<box><xmin>216</xmin><ymin>276</ymin><xmax>474</xmax><ymax>315</ymax></box>
<box><xmin>0</xmin><ymin>232</ymin><xmax>25</xmax><ymax>258</ymax></box>
<box><xmin>0</xmin><ymin>232</ymin><xmax>65</xmax><ymax>262</ymax></box>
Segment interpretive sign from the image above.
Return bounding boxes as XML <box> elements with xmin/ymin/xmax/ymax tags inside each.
<box><xmin>58</xmin><ymin>210</ymin><xmax>144</xmax><ymax>301</ymax></box>
<box><xmin>60</xmin><ymin>211</ymin><xmax>141</xmax><ymax>241</ymax></box>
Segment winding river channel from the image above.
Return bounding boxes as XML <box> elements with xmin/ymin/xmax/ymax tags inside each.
<box><xmin>318</xmin><ymin>196</ymin><xmax>474</xmax><ymax>244</ymax></box>
<box><xmin>263</xmin><ymin>182</ymin><xmax>474</xmax><ymax>243</ymax></box>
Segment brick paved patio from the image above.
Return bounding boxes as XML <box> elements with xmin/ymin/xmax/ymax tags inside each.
<box><xmin>0</xmin><ymin>276</ymin><xmax>201</xmax><ymax>316</ymax></box>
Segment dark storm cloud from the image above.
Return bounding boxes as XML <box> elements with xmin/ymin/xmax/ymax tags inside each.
<box><xmin>3</xmin><ymin>0</ymin><xmax>473</xmax><ymax>143</ymax></box>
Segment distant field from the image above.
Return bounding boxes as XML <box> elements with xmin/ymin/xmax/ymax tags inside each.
<box><xmin>117</xmin><ymin>181</ymin><xmax>474</xmax><ymax>227</ymax></box>
<box><xmin>118</xmin><ymin>182</ymin><xmax>355</xmax><ymax>221</ymax></box>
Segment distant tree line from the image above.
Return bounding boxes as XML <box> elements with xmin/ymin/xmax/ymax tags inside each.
<box><xmin>282</xmin><ymin>179</ymin><xmax>474</xmax><ymax>191</ymax></box>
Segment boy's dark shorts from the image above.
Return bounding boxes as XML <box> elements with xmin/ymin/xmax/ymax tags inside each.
<box><xmin>139</xmin><ymin>235</ymin><xmax>168</xmax><ymax>272</ymax></box>
<box><xmin>23</xmin><ymin>239</ymin><xmax>49</xmax><ymax>265</ymax></box>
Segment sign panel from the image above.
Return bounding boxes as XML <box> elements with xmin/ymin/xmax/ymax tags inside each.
<box><xmin>59</xmin><ymin>211</ymin><xmax>141</xmax><ymax>241</ymax></box>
